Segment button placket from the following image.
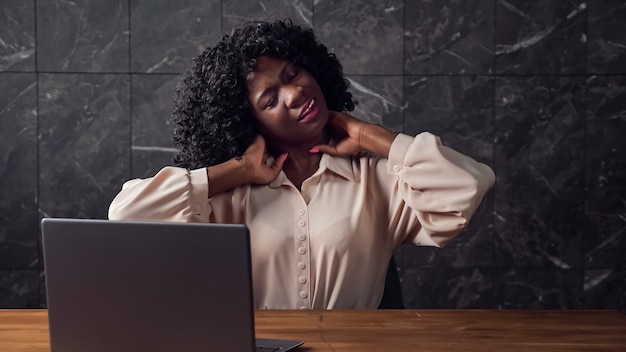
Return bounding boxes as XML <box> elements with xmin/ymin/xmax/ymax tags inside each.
<box><xmin>295</xmin><ymin>203</ymin><xmax>310</xmax><ymax>309</ymax></box>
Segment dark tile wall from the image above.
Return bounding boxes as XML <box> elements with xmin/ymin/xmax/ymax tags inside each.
<box><xmin>1</xmin><ymin>0</ymin><xmax>624</xmax><ymax>312</ymax></box>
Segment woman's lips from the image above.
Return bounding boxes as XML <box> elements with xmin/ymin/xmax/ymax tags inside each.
<box><xmin>299</xmin><ymin>98</ymin><xmax>318</xmax><ymax>123</ymax></box>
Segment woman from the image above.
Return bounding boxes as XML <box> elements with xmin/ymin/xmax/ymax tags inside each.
<box><xmin>109</xmin><ymin>19</ymin><xmax>495</xmax><ymax>309</ymax></box>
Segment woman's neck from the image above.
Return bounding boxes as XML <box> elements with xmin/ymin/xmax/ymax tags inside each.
<box><xmin>268</xmin><ymin>130</ymin><xmax>330</xmax><ymax>189</ymax></box>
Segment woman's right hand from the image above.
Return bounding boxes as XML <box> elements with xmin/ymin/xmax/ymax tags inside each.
<box><xmin>241</xmin><ymin>135</ymin><xmax>288</xmax><ymax>185</ymax></box>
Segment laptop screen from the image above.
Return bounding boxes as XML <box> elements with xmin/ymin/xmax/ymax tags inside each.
<box><xmin>42</xmin><ymin>218</ymin><xmax>257</xmax><ymax>352</ymax></box>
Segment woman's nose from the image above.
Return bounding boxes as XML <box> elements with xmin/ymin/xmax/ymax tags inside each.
<box><xmin>284</xmin><ymin>84</ymin><xmax>305</xmax><ymax>109</ymax></box>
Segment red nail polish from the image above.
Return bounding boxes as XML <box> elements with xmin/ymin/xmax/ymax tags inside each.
<box><xmin>309</xmin><ymin>148</ymin><xmax>320</xmax><ymax>153</ymax></box>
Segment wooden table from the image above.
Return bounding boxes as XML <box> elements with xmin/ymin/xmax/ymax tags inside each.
<box><xmin>1</xmin><ymin>309</ymin><xmax>625</xmax><ymax>351</ymax></box>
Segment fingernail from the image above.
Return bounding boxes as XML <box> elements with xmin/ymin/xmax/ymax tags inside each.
<box><xmin>284</xmin><ymin>152</ymin><xmax>289</xmax><ymax>159</ymax></box>
<box><xmin>309</xmin><ymin>148</ymin><xmax>320</xmax><ymax>153</ymax></box>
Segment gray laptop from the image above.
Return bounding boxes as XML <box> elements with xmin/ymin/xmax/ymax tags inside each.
<box><xmin>41</xmin><ymin>218</ymin><xmax>303</xmax><ymax>352</ymax></box>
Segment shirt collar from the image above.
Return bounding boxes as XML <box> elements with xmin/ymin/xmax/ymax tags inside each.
<box><xmin>318</xmin><ymin>137</ymin><xmax>355</xmax><ymax>182</ymax></box>
<box><xmin>268</xmin><ymin>152</ymin><xmax>355</xmax><ymax>188</ymax></box>
<box><xmin>321</xmin><ymin>152</ymin><xmax>355</xmax><ymax>181</ymax></box>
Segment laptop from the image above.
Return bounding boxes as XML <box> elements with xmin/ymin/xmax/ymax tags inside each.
<box><xmin>41</xmin><ymin>218</ymin><xmax>304</xmax><ymax>352</ymax></box>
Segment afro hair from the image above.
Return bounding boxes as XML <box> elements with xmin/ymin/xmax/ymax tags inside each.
<box><xmin>171</xmin><ymin>19</ymin><xmax>356</xmax><ymax>169</ymax></box>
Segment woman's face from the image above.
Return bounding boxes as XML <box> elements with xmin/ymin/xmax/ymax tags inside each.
<box><xmin>246</xmin><ymin>56</ymin><xmax>329</xmax><ymax>149</ymax></box>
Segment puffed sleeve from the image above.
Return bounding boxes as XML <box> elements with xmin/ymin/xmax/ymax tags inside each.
<box><xmin>385</xmin><ymin>132</ymin><xmax>495</xmax><ymax>247</ymax></box>
<box><xmin>108</xmin><ymin>166</ymin><xmax>210</xmax><ymax>222</ymax></box>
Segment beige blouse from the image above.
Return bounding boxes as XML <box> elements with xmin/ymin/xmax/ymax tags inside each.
<box><xmin>108</xmin><ymin>132</ymin><xmax>495</xmax><ymax>309</ymax></box>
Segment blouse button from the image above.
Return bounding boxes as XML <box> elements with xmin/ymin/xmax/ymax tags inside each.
<box><xmin>194</xmin><ymin>205</ymin><xmax>202</xmax><ymax>212</ymax></box>
<box><xmin>297</xmin><ymin>220</ymin><xmax>306</xmax><ymax>227</ymax></box>
<box><xmin>297</xmin><ymin>262</ymin><xmax>306</xmax><ymax>269</ymax></box>
<box><xmin>298</xmin><ymin>247</ymin><xmax>306</xmax><ymax>254</ymax></box>
<box><xmin>297</xmin><ymin>234</ymin><xmax>306</xmax><ymax>241</ymax></box>
<box><xmin>297</xmin><ymin>209</ymin><xmax>305</xmax><ymax>216</ymax></box>
<box><xmin>299</xmin><ymin>291</ymin><xmax>308</xmax><ymax>299</ymax></box>
<box><xmin>298</xmin><ymin>276</ymin><xmax>307</xmax><ymax>284</ymax></box>
<box><xmin>392</xmin><ymin>164</ymin><xmax>401</xmax><ymax>173</ymax></box>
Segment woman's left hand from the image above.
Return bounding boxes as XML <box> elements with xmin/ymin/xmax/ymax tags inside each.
<box><xmin>312</xmin><ymin>110</ymin><xmax>398</xmax><ymax>158</ymax></box>
<box><xmin>310</xmin><ymin>111</ymin><xmax>369</xmax><ymax>157</ymax></box>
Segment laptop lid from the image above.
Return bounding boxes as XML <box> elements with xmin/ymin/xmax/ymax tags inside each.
<box><xmin>41</xmin><ymin>218</ymin><xmax>302</xmax><ymax>352</ymax></box>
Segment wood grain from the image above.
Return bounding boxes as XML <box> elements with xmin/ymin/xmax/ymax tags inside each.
<box><xmin>2</xmin><ymin>309</ymin><xmax>625</xmax><ymax>351</ymax></box>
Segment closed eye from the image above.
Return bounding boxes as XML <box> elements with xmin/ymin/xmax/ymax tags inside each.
<box><xmin>264</xmin><ymin>96</ymin><xmax>277</xmax><ymax>109</ymax></box>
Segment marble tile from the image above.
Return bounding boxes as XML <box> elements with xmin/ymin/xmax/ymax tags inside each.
<box><xmin>494</xmin><ymin>76</ymin><xmax>586</xmax><ymax>268</ymax></box>
<box><xmin>0</xmin><ymin>269</ymin><xmax>39</xmax><ymax>308</ymax></box>
<box><xmin>584</xmin><ymin>214</ymin><xmax>626</xmax><ymax>269</ymax></box>
<box><xmin>585</xmin><ymin>76</ymin><xmax>626</xmax><ymax>216</ymax></box>
<box><xmin>584</xmin><ymin>269</ymin><xmax>626</xmax><ymax>313</ymax></box>
<box><xmin>495</xmin><ymin>0</ymin><xmax>587</xmax><ymax>74</ymax></box>
<box><xmin>585</xmin><ymin>75</ymin><xmax>626</xmax><ymax>268</ymax></box>
<box><xmin>405</xmin><ymin>0</ymin><xmax>494</xmax><ymax>74</ymax></box>
<box><xmin>36</xmin><ymin>0</ymin><xmax>129</xmax><ymax>72</ymax></box>
<box><xmin>0</xmin><ymin>73</ymin><xmax>39</xmax><ymax>268</ymax></box>
<box><xmin>493</xmin><ymin>268</ymin><xmax>583</xmax><ymax>309</ymax></box>
<box><xmin>131</xmin><ymin>74</ymin><xmax>180</xmax><ymax>178</ymax></box>
<box><xmin>38</xmin><ymin>73</ymin><xmax>131</xmax><ymax>220</ymax></box>
<box><xmin>222</xmin><ymin>0</ymin><xmax>313</xmax><ymax>32</ymax></box>
<box><xmin>40</xmin><ymin>269</ymin><xmax>47</xmax><ymax>308</ymax></box>
<box><xmin>587</xmin><ymin>1</ymin><xmax>626</xmax><ymax>74</ymax></box>
<box><xmin>130</xmin><ymin>0</ymin><xmax>221</xmax><ymax>74</ymax></box>
<box><xmin>0</xmin><ymin>0</ymin><xmax>35</xmax><ymax>71</ymax></box>
<box><xmin>314</xmin><ymin>0</ymin><xmax>404</xmax><ymax>75</ymax></box>
<box><xmin>404</xmin><ymin>75</ymin><xmax>494</xmax><ymax>163</ymax></box>
<box><xmin>346</xmin><ymin>75</ymin><xmax>403</xmax><ymax>132</ymax></box>
<box><xmin>1</xmin><ymin>0</ymin><xmax>624</xmax><ymax>313</ymax></box>
<box><xmin>401</xmin><ymin>268</ymin><xmax>497</xmax><ymax>309</ymax></box>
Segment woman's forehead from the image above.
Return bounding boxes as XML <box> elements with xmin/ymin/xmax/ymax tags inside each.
<box><xmin>246</xmin><ymin>56</ymin><xmax>289</xmax><ymax>80</ymax></box>
<box><xmin>253</xmin><ymin>56</ymin><xmax>289</xmax><ymax>70</ymax></box>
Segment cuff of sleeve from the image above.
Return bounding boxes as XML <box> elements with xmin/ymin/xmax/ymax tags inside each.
<box><xmin>387</xmin><ymin>133</ymin><xmax>414</xmax><ymax>175</ymax></box>
<box><xmin>189</xmin><ymin>168</ymin><xmax>209</xmax><ymax>217</ymax></box>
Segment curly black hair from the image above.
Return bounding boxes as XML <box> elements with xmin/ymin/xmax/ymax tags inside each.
<box><xmin>171</xmin><ymin>19</ymin><xmax>356</xmax><ymax>169</ymax></box>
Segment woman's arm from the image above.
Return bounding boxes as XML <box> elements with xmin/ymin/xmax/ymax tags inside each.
<box><xmin>108</xmin><ymin>135</ymin><xmax>287</xmax><ymax>222</ymax></box>
<box><xmin>108</xmin><ymin>166</ymin><xmax>210</xmax><ymax>222</ymax></box>
<box><xmin>314</xmin><ymin>111</ymin><xmax>495</xmax><ymax>248</ymax></box>
<box><xmin>383</xmin><ymin>132</ymin><xmax>495</xmax><ymax>247</ymax></box>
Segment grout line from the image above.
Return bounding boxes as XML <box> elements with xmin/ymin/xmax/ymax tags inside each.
<box><xmin>128</xmin><ymin>0</ymin><xmax>132</xmax><ymax>73</ymax></box>
<box><xmin>402</xmin><ymin>0</ymin><xmax>406</xmax><ymax>137</ymax></box>
<box><xmin>311</xmin><ymin>0</ymin><xmax>315</xmax><ymax>29</ymax></box>
<box><xmin>128</xmin><ymin>0</ymin><xmax>133</xmax><ymax>178</ymax></box>
<box><xmin>581</xmin><ymin>0</ymin><xmax>590</xmax><ymax>272</ymax></box>
<box><xmin>220</xmin><ymin>0</ymin><xmax>223</xmax><ymax>35</ymax></box>
<box><xmin>491</xmin><ymin>0</ymin><xmax>498</xmax><ymax>271</ymax></box>
<box><xmin>5</xmin><ymin>70</ymin><xmax>616</xmax><ymax>77</ymax></box>
<box><xmin>33</xmin><ymin>0</ymin><xmax>43</xmax><ymax>309</ymax></box>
